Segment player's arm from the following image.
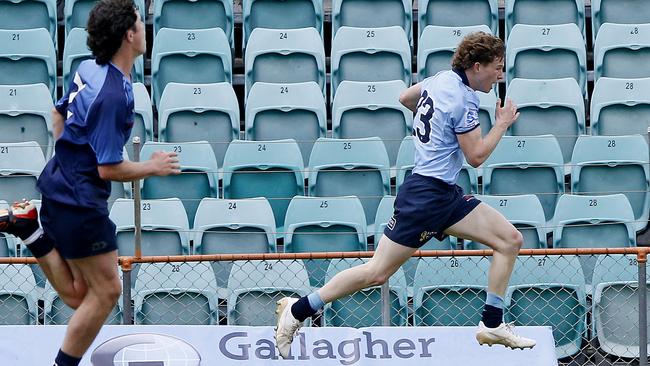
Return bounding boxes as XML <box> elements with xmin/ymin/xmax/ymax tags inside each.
<box><xmin>399</xmin><ymin>83</ymin><xmax>422</xmax><ymax>112</ymax></box>
<box><xmin>52</xmin><ymin>108</ymin><xmax>65</xmax><ymax>140</ymax></box>
<box><xmin>457</xmin><ymin>98</ymin><xmax>519</xmax><ymax>168</ymax></box>
<box><xmin>98</xmin><ymin>151</ymin><xmax>180</xmax><ymax>182</ymax></box>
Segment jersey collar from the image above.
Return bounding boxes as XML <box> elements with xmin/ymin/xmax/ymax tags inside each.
<box><xmin>452</xmin><ymin>68</ymin><xmax>470</xmax><ymax>88</ymax></box>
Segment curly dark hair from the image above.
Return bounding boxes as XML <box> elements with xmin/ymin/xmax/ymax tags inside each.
<box><xmin>451</xmin><ymin>32</ymin><xmax>505</xmax><ymax>70</ymax></box>
<box><xmin>86</xmin><ymin>0</ymin><xmax>137</xmax><ymax>65</ymax></box>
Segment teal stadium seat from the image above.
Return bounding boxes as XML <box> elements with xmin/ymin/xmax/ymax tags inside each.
<box><xmin>483</xmin><ymin>135</ymin><xmax>565</xmax><ymax>226</ymax></box>
<box><xmin>332</xmin><ymin>80</ymin><xmax>412</xmax><ymax>170</ymax></box>
<box><xmin>0</xmin><ymin>84</ymin><xmax>53</xmax><ymax>158</ymax></box>
<box><xmin>109</xmin><ymin>198</ymin><xmax>191</xmax><ymax>256</ymax></box>
<box><xmin>505</xmin><ymin>255</ymin><xmax>587</xmax><ymax>359</ymax></box>
<box><xmin>418</xmin><ymin>0</ymin><xmax>498</xmax><ymax>37</ymax></box>
<box><xmin>0</xmin><ymin>141</ymin><xmax>45</xmax><ymax>203</ymax></box>
<box><xmin>323</xmin><ymin>258</ymin><xmax>408</xmax><ymax>327</ymax></box>
<box><xmin>0</xmin><ymin>28</ymin><xmax>56</xmax><ymax>101</ymax></box>
<box><xmin>477</xmin><ymin>89</ymin><xmax>497</xmax><ymax>137</ymax></box>
<box><xmin>65</xmin><ymin>0</ymin><xmax>145</xmax><ymax>35</ymax></box>
<box><xmin>571</xmin><ymin>135</ymin><xmax>649</xmax><ymax>232</ymax></box>
<box><xmin>151</xmin><ymin>27</ymin><xmax>232</xmax><ymax>108</ymax></box>
<box><xmin>330</xmin><ymin>26</ymin><xmax>411</xmax><ymax>102</ymax></box>
<box><xmin>227</xmin><ymin>259</ymin><xmax>310</xmax><ymax>326</ymax></box>
<box><xmin>0</xmin><ymin>201</ymin><xmax>18</xmax><ymax>257</ymax></box>
<box><xmin>505</xmin><ymin>0</ymin><xmax>585</xmax><ymax>40</ymax></box>
<box><xmin>158</xmin><ymin>82</ymin><xmax>239</xmax><ymax>168</ymax></box>
<box><xmin>505</xmin><ymin>78</ymin><xmax>586</xmax><ymax>165</ymax></box>
<box><xmin>245</xmin><ymin>81</ymin><xmax>326</xmax><ymax>165</ymax></box>
<box><xmin>506</xmin><ymin>23</ymin><xmax>587</xmax><ymax>94</ymax></box>
<box><xmin>127</xmin><ymin>82</ymin><xmax>154</xmax><ymax>160</ymax></box>
<box><xmin>590</xmin><ymin>77</ymin><xmax>650</xmax><ymax>142</ymax></box>
<box><xmin>332</xmin><ymin>0</ymin><xmax>412</xmax><ymax>43</ymax></box>
<box><xmin>242</xmin><ymin>0</ymin><xmax>323</xmax><ymax>50</ymax></box>
<box><xmin>594</xmin><ymin>23</ymin><xmax>650</xmax><ymax>81</ymax></box>
<box><xmin>223</xmin><ymin>140</ymin><xmax>303</xmax><ymax>233</ymax></box>
<box><xmin>591</xmin><ymin>0</ymin><xmax>650</xmax><ymax>43</ymax></box>
<box><xmin>244</xmin><ymin>27</ymin><xmax>326</xmax><ymax>100</ymax></box>
<box><xmin>134</xmin><ymin>262</ymin><xmax>219</xmax><ymax>325</ymax></box>
<box><xmin>0</xmin><ymin>0</ymin><xmax>57</xmax><ymax>45</ymax></box>
<box><xmin>140</xmin><ymin>141</ymin><xmax>219</xmax><ymax>224</ymax></box>
<box><xmin>0</xmin><ymin>264</ymin><xmax>38</xmax><ymax>324</ymax></box>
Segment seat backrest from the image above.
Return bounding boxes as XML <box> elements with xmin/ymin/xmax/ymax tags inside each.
<box><xmin>395</xmin><ymin>136</ymin><xmax>415</xmax><ymax>189</ymax></box>
<box><xmin>331</xmin><ymin>26</ymin><xmax>411</xmax><ymax>101</ymax></box>
<box><xmin>0</xmin><ymin>28</ymin><xmax>56</xmax><ymax>100</ymax></box>
<box><xmin>245</xmin><ymin>27</ymin><xmax>326</xmax><ymax>100</ymax></box>
<box><xmin>65</xmin><ymin>0</ymin><xmax>145</xmax><ymax>35</ymax></box>
<box><xmin>158</xmin><ymin>82</ymin><xmax>239</xmax><ymax>168</ymax></box>
<box><xmin>417</xmin><ymin>24</ymin><xmax>492</xmax><ymax>80</ymax></box>
<box><xmin>506</xmin><ymin>23</ymin><xmax>587</xmax><ymax>94</ymax></box>
<box><xmin>0</xmin><ymin>201</ymin><xmax>18</xmax><ymax>257</ymax></box>
<box><xmin>154</xmin><ymin>0</ymin><xmax>234</xmax><ymax>49</ymax></box>
<box><xmin>151</xmin><ymin>27</ymin><xmax>232</xmax><ymax>107</ymax></box>
<box><xmin>591</xmin><ymin>0</ymin><xmax>650</xmax><ymax>47</ymax></box>
<box><xmin>245</xmin><ymin>81</ymin><xmax>326</xmax><ymax>165</ymax></box>
<box><xmin>506</xmin><ymin>78</ymin><xmax>586</xmax><ymax>164</ymax></box>
<box><xmin>590</xmin><ymin>77</ymin><xmax>650</xmax><ymax>140</ymax></box>
<box><xmin>127</xmin><ymin>82</ymin><xmax>154</xmax><ymax>160</ymax></box>
<box><xmin>332</xmin><ymin>0</ymin><xmax>412</xmax><ymax>43</ymax></box>
<box><xmin>0</xmin><ymin>0</ymin><xmax>57</xmax><ymax>44</ymax></box>
<box><xmin>571</xmin><ymin>135</ymin><xmax>649</xmax><ymax>232</ymax></box>
<box><xmin>483</xmin><ymin>135</ymin><xmax>565</xmax><ymax>224</ymax></box>
<box><xmin>0</xmin><ymin>264</ymin><xmax>38</xmax><ymax>324</ymax></box>
<box><xmin>418</xmin><ymin>0</ymin><xmax>498</xmax><ymax>36</ymax></box>
<box><xmin>477</xmin><ymin>89</ymin><xmax>497</xmax><ymax>136</ymax></box>
<box><xmin>0</xmin><ymin>84</ymin><xmax>53</xmax><ymax>158</ymax></box>
<box><xmin>332</xmin><ymin>80</ymin><xmax>411</xmax><ymax>168</ymax></box>
<box><xmin>0</xmin><ymin>141</ymin><xmax>45</xmax><ymax>202</ymax></box>
<box><xmin>242</xmin><ymin>0</ymin><xmax>323</xmax><ymax>50</ymax></box>
<box><xmin>505</xmin><ymin>0</ymin><xmax>585</xmax><ymax>40</ymax></box>
<box><xmin>594</xmin><ymin>23</ymin><xmax>650</xmax><ymax>81</ymax></box>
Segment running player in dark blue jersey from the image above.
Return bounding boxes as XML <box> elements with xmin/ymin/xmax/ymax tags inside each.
<box><xmin>0</xmin><ymin>1</ymin><xmax>179</xmax><ymax>365</ymax></box>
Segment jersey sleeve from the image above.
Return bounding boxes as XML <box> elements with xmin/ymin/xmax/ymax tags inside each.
<box><xmin>453</xmin><ymin>97</ymin><xmax>480</xmax><ymax>135</ymax></box>
<box><xmin>86</xmin><ymin>93</ymin><xmax>127</xmax><ymax>165</ymax></box>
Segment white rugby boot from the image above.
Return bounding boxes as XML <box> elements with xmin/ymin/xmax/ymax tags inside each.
<box><xmin>274</xmin><ymin>297</ymin><xmax>304</xmax><ymax>359</ymax></box>
<box><xmin>476</xmin><ymin>321</ymin><xmax>537</xmax><ymax>350</ymax></box>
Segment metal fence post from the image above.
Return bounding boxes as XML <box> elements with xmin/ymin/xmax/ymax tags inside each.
<box><xmin>640</xmin><ymin>252</ymin><xmax>648</xmax><ymax>366</ymax></box>
<box><xmin>122</xmin><ymin>265</ymin><xmax>133</xmax><ymax>325</ymax></box>
<box><xmin>132</xmin><ymin>136</ymin><xmax>142</xmax><ymax>259</ymax></box>
<box><xmin>381</xmin><ymin>279</ymin><xmax>390</xmax><ymax>326</ymax></box>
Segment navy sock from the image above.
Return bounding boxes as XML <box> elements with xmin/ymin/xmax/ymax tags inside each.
<box><xmin>291</xmin><ymin>296</ymin><xmax>319</xmax><ymax>322</ymax></box>
<box><xmin>54</xmin><ymin>349</ymin><xmax>81</xmax><ymax>366</ymax></box>
<box><xmin>481</xmin><ymin>304</ymin><xmax>503</xmax><ymax>328</ymax></box>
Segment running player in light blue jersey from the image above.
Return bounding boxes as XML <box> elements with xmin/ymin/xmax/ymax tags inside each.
<box><xmin>275</xmin><ymin>31</ymin><xmax>535</xmax><ymax>357</ymax></box>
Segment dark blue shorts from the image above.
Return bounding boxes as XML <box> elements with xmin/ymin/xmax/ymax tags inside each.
<box><xmin>384</xmin><ymin>173</ymin><xmax>481</xmax><ymax>248</ymax></box>
<box><xmin>40</xmin><ymin>197</ymin><xmax>117</xmax><ymax>259</ymax></box>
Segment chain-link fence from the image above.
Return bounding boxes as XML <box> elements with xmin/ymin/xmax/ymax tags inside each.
<box><xmin>0</xmin><ymin>250</ymin><xmax>648</xmax><ymax>365</ymax></box>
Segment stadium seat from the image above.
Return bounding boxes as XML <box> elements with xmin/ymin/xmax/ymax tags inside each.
<box><xmin>0</xmin><ymin>141</ymin><xmax>45</xmax><ymax>203</ymax></box>
<box><xmin>151</xmin><ymin>27</ymin><xmax>232</xmax><ymax>108</ymax></box>
<box><xmin>227</xmin><ymin>259</ymin><xmax>310</xmax><ymax>326</ymax></box>
<box><xmin>244</xmin><ymin>27</ymin><xmax>326</xmax><ymax>100</ymax></box>
<box><xmin>591</xmin><ymin>0</ymin><xmax>650</xmax><ymax>45</ymax></box>
<box><xmin>44</xmin><ymin>277</ymin><xmax>122</xmax><ymax>325</ymax></box>
<box><xmin>109</xmin><ymin>198</ymin><xmax>191</xmax><ymax>256</ymax></box>
<box><xmin>590</xmin><ymin>77</ymin><xmax>650</xmax><ymax>141</ymax></box>
<box><xmin>417</xmin><ymin>25</ymin><xmax>492</xmax><ymax>81</ymax></box>
<box><xmin>140</xmin><ymin>141</ymin><xmax>219</xmax><ymax>224</ymax></box>
<box><xmin>505</xmin><ymin>78</ymin><xmax>586</xmax><ymax>165</ymax></box>
<box><xmin>0</xmin><ymin>28</ymin><xmax>56</xmax><ymax>101</ymax></box>
<box><xmin>65</xmin><ymin>0</ymin><xmax>145</xmax><ymax>36</ymax></box>
<box><xmin>553</xmin><ymin>194</ymin><xmax>636</xmax><ymax>289</ymax></box>
<box><xmin>505</xmin><ymin>255</ymin><xmax>587</xmax><ymax>358</ymax></box>
<box><xmin>478</xmin><ymin>89</ymin><xmax>497</xmax><ymax>137</ymax></box>
<box><xmin>483</xmin><ymin>135</ymin><xmax>565</xmax><ymax>226</ymax></box>
<box><xmin>592</xmin><ymin>254</ymin><xmax>650</xmax><ymax>358</ymax></box>
<box><xmin>222</xmin><ymin>139</ymin><xmax>303</xmax><ymax>233</ymax></box>
<box><xmin>418</xmin><ymin>0</ymin><xmax>499</xmax><ymax>37</ymax></box>
<box><xmin>332</xmin><ymin>80</ymin><xmax>412</xmax><ymax>170</ymax></box>
<box><xmin>0</xmin><ymin>0</ymin><xmax>57</xmax><ymax>45</ymax></box>
<box><xmin>469</xmin><ymin>195</ymin><xmax>547</xmax><ymax>250</ymax></box>
<box><xmin>330</xmin><ymin>26</ymin><xmax>411</xmax><ymax>102</ymax></box>
<box><xmin>63</xmin><ymin>29</ymin><xmax>144</xmax><ymax>91</ymax></box>
<box><xmin>571</xmin><ymin>135</ymin><xmax>649</xmax><ymax>232</ymax></box>
<box><xmin>323</xmin><ymin>258</ymin><xmax>408</xmax><ymax>327</ymax></box>
<box><xmin>158</xmin><ymin>82</ymin><xmax>239</xmax><ymax>168</ymax></box>
<box><xmin>504</xmin><ymin>0</ymin><xmax>585</xmax><ymax>40</ymax></box>
<box><xmin>594</xmin><ymin>23</ymin><xmax>650</xmax><ymax>81</ymax></box>
<box><xmin>284</xmin><ymin>195</ymin><xmax>367</xmax><ymax>287</ymax></box>
<box><xmin>308</xmin><ymin>137</ymin><xmax>391</xmax><ymax>231</ymax></box>
<box><xmin>0</xmin><ymin>84</ymin><xmax>53</xmax><ymax>158</ymax></box>
<box><xmin>154</xmin><ymin>0</ymin><xmax>234</xmax><ymax>50</ymax></box>
<box><xmin>413</xmin><ymin>256</ymin><xmax>491</xmax><ymax>326</ymax></box>
<box><xmin>0</xmin><ymin>264</ymin><xmax>38</xmax><ymax>324</ymax></box>
<box><xmin>134</xmin><ymin>262</ymin><xmax>219</xmax><ymax>325</ymax></box>
<box><xmin>193</xmin><ymin>197</ymin><xmax>276</xmax><ymax>290</ymax></box>
<box><xmin>0</xmin><ymin>201</ymin><xmax>18</xmax><ymax>257</ymax></box>
<box><xmin>242</xmin><ymin>0</ymin><xmax>323</xmax><ymax>50</ymax></box>
<box><xmin>245</xmin><ymin>81</ymin><xmax>326</xmax><ymax>165</ymax></box>
<box><xmin>331</xmin><ymin>0</ymin><xmax>412</xmax><ymax>43</ymax></box>
<box><xmin>126</xmin><ymin>82</ymin><xmax>154</xmax><ymax>161</ymax></box>
<box><xmin>506</xmin><ymin>23</ymin><xmax>587</xmax><ymax>94</ymax></box>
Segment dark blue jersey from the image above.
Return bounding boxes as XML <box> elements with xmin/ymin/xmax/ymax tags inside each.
<box><xmin>37</xmin><ymin>60</ymin><xmax>134</xmax><ymax>210</ymax></box>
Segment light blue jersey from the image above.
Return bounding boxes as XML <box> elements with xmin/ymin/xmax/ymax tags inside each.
<box><xmin>412</xmin><ymin>69</ymin><xmax>480</xmax><ymax>184</ymax></box>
